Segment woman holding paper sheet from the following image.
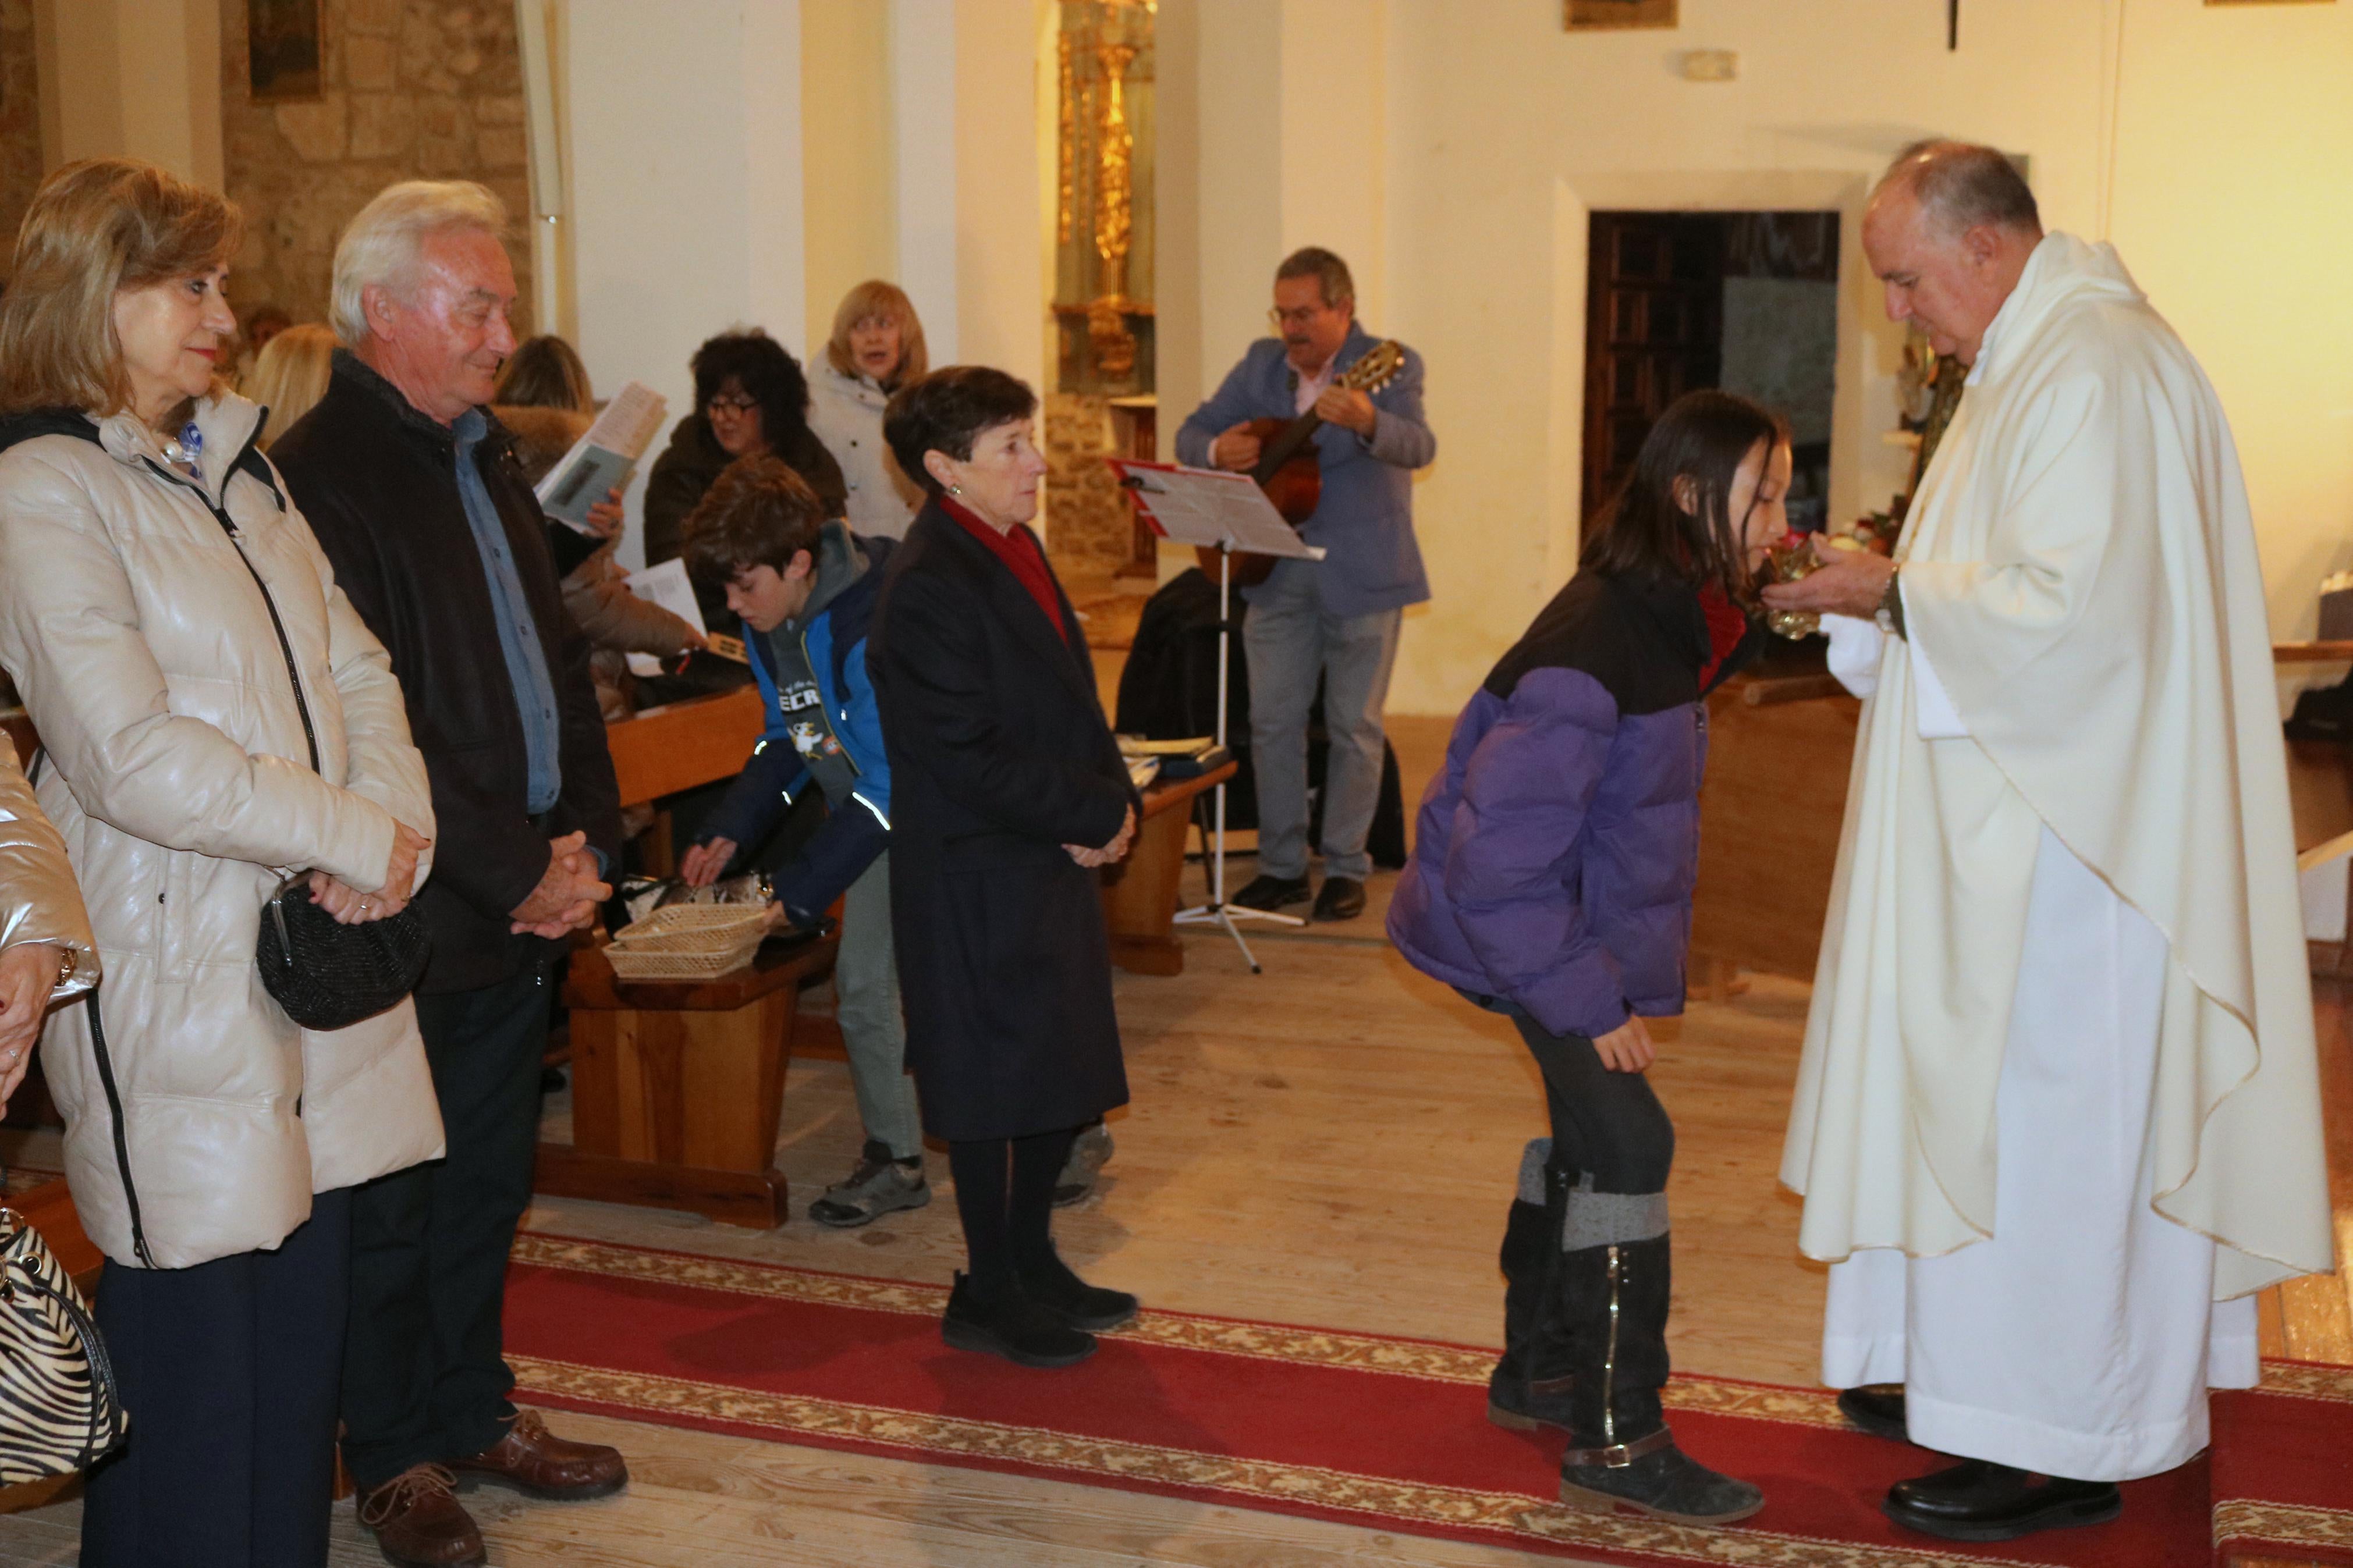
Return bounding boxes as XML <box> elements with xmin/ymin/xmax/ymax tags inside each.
<box><xmin>495</xmin><ymin>334</ymin><xmax>700</xmax><ymax>722</ymax></box>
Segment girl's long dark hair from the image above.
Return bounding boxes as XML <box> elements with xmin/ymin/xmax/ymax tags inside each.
<box><xmin>1580</xmin><ymin>390</ymin><xmax>1788</xmax><ymax>605</ymax></box>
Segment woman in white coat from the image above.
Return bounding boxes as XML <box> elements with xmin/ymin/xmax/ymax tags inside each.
<box><xmin>808</xmin><ymin>279</ymin><xmax>928</xmax><ymax>539</ymax></box>
<box><xmin>0</xmin><ymin>158</ymin><xmax>443</xmax><ymax>1568</ymax></box>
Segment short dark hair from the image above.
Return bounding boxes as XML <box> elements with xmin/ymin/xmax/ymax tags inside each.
<box><xmin>882</xmin><ymin>366</ymin><xmax>1038</xmax><ymax>498</ymax></box>
<box><xmin>1275</xmin><ymin>246</ymin><xmax>1354</xmax><ymax>311</ymax></box>
<box><xmin>1580</xmin><ymin>390</ymin><xmax>1788</xmax><ymax>605</ymax></box>
<box><xmin>1883</xmin><ymin>140</ymin><xmax>2041</xmax><ymax>237</ymax></box>
<box><xmin>690</xmin><ymin>329</ymin><xmax>814</xmax><ymax>451</ymax></box>
<box><xmin>681</xmin><ymin>454</ymin><xmax>827</xmax><ymax>589</ymax></box>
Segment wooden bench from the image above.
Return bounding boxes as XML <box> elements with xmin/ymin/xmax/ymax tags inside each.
<box><xmin>535</xmin><ymin>931</ymin><xmax>840</xmax><ymax>1228</ymax></box>
<box><xmin>1098</xmin><ymin>762</ymin><xmax>1239</xmax><ymax>977</ymax></box>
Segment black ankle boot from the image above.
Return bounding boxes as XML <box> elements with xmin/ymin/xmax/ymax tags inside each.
<box><xmin>1488</xmin><ymin>1144</ymin><xmax>1577</xmax><ymax>1434</ymax></box>
<box><xmin>1016</xmin><ymin>1245</ymin><xmax>1138</xmax><ymax>1331</ymax></box>
<box><xmin>1555</xmin><ymin>1221</ymin><xmax>1763</xmax><ymax>1526</ymax></box>
<box><xmin>941</xmin><ymin>1272</ymin><xmax>1098</xmax><ymax>1367</ymax></box>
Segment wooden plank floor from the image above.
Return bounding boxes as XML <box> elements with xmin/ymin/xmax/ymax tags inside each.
<box><xmin>0</xmin><ymin>711</ymin><xmax>2338</xmax><ymax>1565</ymax></box>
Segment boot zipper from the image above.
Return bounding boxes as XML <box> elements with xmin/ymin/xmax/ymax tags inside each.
<box><xmin>1602</xmin><ymin>1245</ymin><xmax>1623</xmax><ymax>1448</ymax></box>
<box><xmin>143</xmin><ymin>445</ymin><xmax>321</xmax><ymax>771</ymax></box>
<box><xmin>84</xmin><ymin>992</ymin><xmax>155</xmax><ymax>1268</ymax></box>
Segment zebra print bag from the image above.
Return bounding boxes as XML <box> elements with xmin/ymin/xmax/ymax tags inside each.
<box><xmin>0</xmin><ymin>1207</ymin><xmax>127</xmax><ymax>1483</ymax></box>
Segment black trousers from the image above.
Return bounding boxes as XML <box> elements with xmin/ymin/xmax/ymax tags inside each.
<box><xmin>1508</xmin><ymin>1009</ymin><xmax>1676</xmax><ymax>1193</ymax></box>
<box><xmin>81</xmin><ymin>1190</ymin><xmax>352</xmax><ymax>1568</ymax></box>
<box><xmin>342</xmin><ymin>957</ymin><xmax>552</xmax><ymax>1490</ymax></box>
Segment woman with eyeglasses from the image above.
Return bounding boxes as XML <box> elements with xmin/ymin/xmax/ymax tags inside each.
<box><xmin>644</xmin><ymin>329</ymin><xmax>846</xmax><ymax>627</ymax></box>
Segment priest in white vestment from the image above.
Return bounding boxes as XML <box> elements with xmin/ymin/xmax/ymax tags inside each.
<box><xmin>1764</xmin><ymin>142</ymin><xmax>2334</xmax><ymax>1544</ymax></box>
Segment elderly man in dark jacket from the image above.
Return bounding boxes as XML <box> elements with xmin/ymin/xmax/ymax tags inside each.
<box><xmin>274</xmin><ymin>180</ymin><xmax>625</xmax><ymax>1568</ymax></box>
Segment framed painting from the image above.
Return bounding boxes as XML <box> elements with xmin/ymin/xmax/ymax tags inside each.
<box><xmin>1566</xmin><ymin>0</ymin><xmax>1678</xmax><ymax>30</ymax></box>
<box><xmin>249</xmin><ymin>0</ymin><xmax>325</xmax><ymax>104</ymax></box>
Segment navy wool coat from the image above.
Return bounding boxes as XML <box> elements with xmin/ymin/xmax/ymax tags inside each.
<box><xmin>866</xmin><ymin>500</ymin><xmax>1137</xmax><ymax>1141</ymax></box>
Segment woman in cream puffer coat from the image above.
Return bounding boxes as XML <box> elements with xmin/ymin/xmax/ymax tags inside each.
<box><xmin>0</xmin><ymin>390</ymin><xmax>446</xmax><ymax>1268</ymax></box>
<box><xmin>0</xmin><ymin>157</ymin><xmax>443</xmax><ymax>1567</ymax></box>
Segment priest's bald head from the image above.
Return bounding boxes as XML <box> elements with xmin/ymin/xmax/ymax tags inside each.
<box><xmin>1864</xmin><ymin>140</ymin><xmax>2045</xmax><ymax>365</ymax></box>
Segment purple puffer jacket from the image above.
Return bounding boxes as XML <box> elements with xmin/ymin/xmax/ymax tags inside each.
<box><xmin>1387</xmin><ymin>570</ymin><xmax>1756</xmax><ymax>1040</ymax></box>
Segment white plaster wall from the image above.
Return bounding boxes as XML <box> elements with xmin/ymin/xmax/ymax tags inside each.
<box><xmin>559</xmin><ymin>0</ymin><xmax>804</xmax><ymax>571</ymax></box>
<box><xmin>1369</xmin><ymin>0</ymin><xmax>2116</xmax><ymax>713</ymax></box>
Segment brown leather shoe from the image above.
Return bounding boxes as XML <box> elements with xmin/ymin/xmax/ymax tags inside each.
<box><xmin>356</xmin><ymin>1464</ymin><xmax>485</xmax><ymax>1568</ymax></box>
<box><xmin>446</xmin><ymin>1408</ymin><xmax>628</xmax><ymax>1500</ymax></box>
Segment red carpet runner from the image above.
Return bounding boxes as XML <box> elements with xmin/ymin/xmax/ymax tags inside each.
<box><xmin>502</xmin><ymin>1233</ymin><xmax>2353</xmax><ymax>1566</ymax></box>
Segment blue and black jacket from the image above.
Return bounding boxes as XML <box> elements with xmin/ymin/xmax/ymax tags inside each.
<box><xmin>697</xmin><ymin>525</ymin><xmax>893</xmax><ymax>922</ymax></box>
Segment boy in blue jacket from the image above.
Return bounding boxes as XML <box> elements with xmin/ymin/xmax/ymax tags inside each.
<box><xmin>680</xmin><ymin>456</ymin><xmax>924</xmax><ymax>1226</ymax></box>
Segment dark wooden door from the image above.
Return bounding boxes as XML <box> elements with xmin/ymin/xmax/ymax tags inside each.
<box><xmin>1582</xmin><ymin>213</ymin><xmax>1727</xmax><ymax>521</ymax></box>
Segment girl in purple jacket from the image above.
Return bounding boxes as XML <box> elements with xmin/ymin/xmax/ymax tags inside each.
<box><xmin>1389</xmin><ymin>391</ymin><xmax>1789</xmax><ymax>1526</ymax></box>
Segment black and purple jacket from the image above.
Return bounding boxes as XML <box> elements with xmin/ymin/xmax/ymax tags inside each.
<box><xmin>1387</xmin><ymin>570</ymin><xmax>1762</xmax><ymax>1040</ymax></box>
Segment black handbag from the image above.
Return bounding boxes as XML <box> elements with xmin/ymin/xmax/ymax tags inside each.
<box><xmin>257</xmin><ymin>873</ymin><xmax>430</xmax><ymax>1030</ymax></box>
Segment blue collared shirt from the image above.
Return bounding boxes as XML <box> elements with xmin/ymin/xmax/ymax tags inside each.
<box><xmin>452</xmin><ymin>408</ymin><xmax>562</xmax><ymax>815</ymax></box>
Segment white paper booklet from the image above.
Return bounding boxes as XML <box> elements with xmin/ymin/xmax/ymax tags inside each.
<box><xmin>535</xmin><ymin>381</ymin><xmax>669</xmax><ymax>530</ymax></box>
<box><xmin>623</xmin><ymin>557</ymin><xmax>705</xmax><ymax>677</ymax></box>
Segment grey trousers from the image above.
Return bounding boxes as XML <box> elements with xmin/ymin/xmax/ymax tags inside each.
<box><xmin>1242</xmin><ymin>563</ymin><xmax>1403</xmax><ymax>882</ymax></box>
<box><xmin>837</xmin><ymin>849</ymin><xmax>923</xmax><ymax>1160</ymax></box>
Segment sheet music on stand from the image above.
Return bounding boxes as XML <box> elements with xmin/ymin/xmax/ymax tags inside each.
<box><xmin>1108</xmin><ymin>460</ymin><xmax>1325</xmax><ymax>563</ymax></box>
<box><xmin>1107</xmin><ymin>458</ymin><xmax>1316</xmax><ymax>970</ymax></box>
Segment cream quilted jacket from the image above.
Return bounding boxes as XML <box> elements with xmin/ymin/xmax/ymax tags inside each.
<box><xmin>0</xmin><ymin>392</ymin><xmax>445</xmax><ymax>1270</ymax></box>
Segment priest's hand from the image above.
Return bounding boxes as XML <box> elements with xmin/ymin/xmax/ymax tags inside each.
<box><xmin>1591</xmin><ymin>1014</ymin><xmax>1656</xmax><ymax>1073</ymax></box>
<box><xmin>1761</xmin><ymin>539</ymin><xmax>1896</xmax><ymax>620</ymax></box>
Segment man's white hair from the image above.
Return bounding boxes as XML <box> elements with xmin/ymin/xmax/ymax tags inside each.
<box><xmin>329</xmin><ymin>180</ymin><xmax>509</xmax><ymax>347</ymax></box>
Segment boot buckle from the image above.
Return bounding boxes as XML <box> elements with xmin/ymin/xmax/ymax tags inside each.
<box><xmin>1561</xmin><ymin>1428</ymin><xmax>1673</xmax><ymax>1470</ymax></box>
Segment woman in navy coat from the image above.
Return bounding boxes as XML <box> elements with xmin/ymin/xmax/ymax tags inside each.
<box><xmin>868</xmin><ymin>366</ymin><xmax>1140</xmax><ymax>1368</ymax></box>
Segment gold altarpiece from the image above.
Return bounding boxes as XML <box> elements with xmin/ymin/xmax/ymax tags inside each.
<box><xmin>1044</xmin><ymin>0</ymin><xmax>1159</xmax><ymax>582</ymax></box>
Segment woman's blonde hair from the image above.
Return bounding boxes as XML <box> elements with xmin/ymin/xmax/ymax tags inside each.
<box><xmin>825</xmin><ymin>279</ymin><xmax>927</xmax><ymax>390</ymax></box>
<box><xmin>0</xmin><ymin>158</ymin><xmax>243</xmax><ymax>417</ymax></box>
<box><xmin>246</xmin><ymin>322</ymin><xmax>337</xmax><ymax>449</ymax></box>
<box><xmin>495</xmin><ymin>334</ymin><xmax>595</xmax><ymax>413</ymax></box>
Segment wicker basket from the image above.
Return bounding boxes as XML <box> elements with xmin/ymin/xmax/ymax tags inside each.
<box><xmin>604</xmin><ymin>903</ymin><xmax>771</xmax><ymax>982</ymax></box>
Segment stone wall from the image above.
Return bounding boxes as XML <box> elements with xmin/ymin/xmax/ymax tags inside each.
<box><xmin>218</xmin><ymin>0</ymin><xmax>532</xmax><ymax>330</ymax></box>
<box><xmin>1042</xmin><ymin>390</ymin><xmax>1138</xmax><ymax>585</ymax></box>
<box><xmin>0</xmin><ymin>0</ymin><xmax>40</xmax><ymax>264</ymax></box>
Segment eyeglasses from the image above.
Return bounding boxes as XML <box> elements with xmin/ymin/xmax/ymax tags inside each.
<box><xmin>1267</xmin><ymin>305</ymin><xmax>1329</xmax><ymax>330</ymax></box>
<box><xmin>706</xmin><ymin>394</ymin><xmax>758</xmax><ymax>416</ymax></box>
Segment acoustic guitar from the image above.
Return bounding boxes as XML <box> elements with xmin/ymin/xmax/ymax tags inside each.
<box><xmin>1194</xmin><ymin>339</ymin><xmax>1406</xmax><ymax>587</ymax></box>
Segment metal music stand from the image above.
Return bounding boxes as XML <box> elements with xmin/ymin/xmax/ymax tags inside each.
<box><xmin>1109</xmin><ymin>460</ymin><xmax>1322</xmax><ymax>973</ymax></box>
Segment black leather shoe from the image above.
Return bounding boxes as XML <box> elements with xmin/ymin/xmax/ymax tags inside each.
<box><xmin>1313</xmin><ymin>876</ymin><xmax>1366</xmax><ymax>921</ymax></box>
<box><xmin>941</xmin><ymin>1272</ymin><xmax>1097</xmax><ymax>1368</ymax></box>
<box><xmin>1233</xmin><ymin>873</ymin><xmax>1311</xmax><ymax>911</ymax></box>
<box><xmin>1018</xmin><ymin>1245</ymin><xmax>1139</xmax><ymax>1332</ymax></box>
<box><xmin>1884</xmin><ymin>1459</ymin><xmax>2120</xmax><ymax>1542</ymax></box>
<box><xmin>1836</xmin><ymin>1384</ymin><xmax>1908</xmax><ymax>1442</ymax></box>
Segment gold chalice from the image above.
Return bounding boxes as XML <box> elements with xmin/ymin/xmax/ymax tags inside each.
<box><xmin>1766</xmin><ymin>538</ymin><xmax>1822</xmax><ymax>639</ymax></box>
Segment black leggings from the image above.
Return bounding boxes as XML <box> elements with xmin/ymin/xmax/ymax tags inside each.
<box><xmin>947</xmin><ymin>1126</ymin><xmax>1080</xmax><ymax>1289</ymax></box>
<box><xmin>1511</xmin><ymin>1012</ymin><xmax>1676</xmax><ymax>1195</ymax></box>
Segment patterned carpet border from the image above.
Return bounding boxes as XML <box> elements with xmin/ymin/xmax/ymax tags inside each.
<box><xmin>512</xmin><ymin>1232</ymin><xmax>1851</xmax><ymax>1428</ymax></box>
<box><xmin>514</xmin><ymin>1232</ymin><xmax>2353</xmax><ymax>1565</ymax></box>
<box><xmin>510</xmin><ymin>1353</ymin><xmax>2021</xmax><ymax>1568</ymax></box>
<box><xmin>2213</xmin><ymin>1498</ymin><xmax>2353</xmax><ymax>1556</ymax></box>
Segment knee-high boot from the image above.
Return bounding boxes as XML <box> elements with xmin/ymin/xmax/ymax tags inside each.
<box><xmin>1555</xmin><ymin>1182</ymin><xmax>1764</xmax><ymax>1526</ymax></box>
<box><xmin>1489</xmin><ymin>1139</ymin><xmax>1577</xmax><ymax>1432</ymax></box>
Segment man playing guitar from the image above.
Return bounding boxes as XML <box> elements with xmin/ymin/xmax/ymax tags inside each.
<box><xmin>1175</xmin><ymin>247</ymin><xmax>1436</xmax><ymax>922</ymax></box>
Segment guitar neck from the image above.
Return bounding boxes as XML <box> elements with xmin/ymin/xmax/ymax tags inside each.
<box><xmin>1251</xmin><ymin>411</ymin><xmax>1326</xmax><ymax>485</ymax></box>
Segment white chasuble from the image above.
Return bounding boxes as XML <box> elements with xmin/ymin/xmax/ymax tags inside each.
<box><xmin>1782</xmin><ymin>234</ymin><xmax>2332</xmax><ymax>1455</ymax></box>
